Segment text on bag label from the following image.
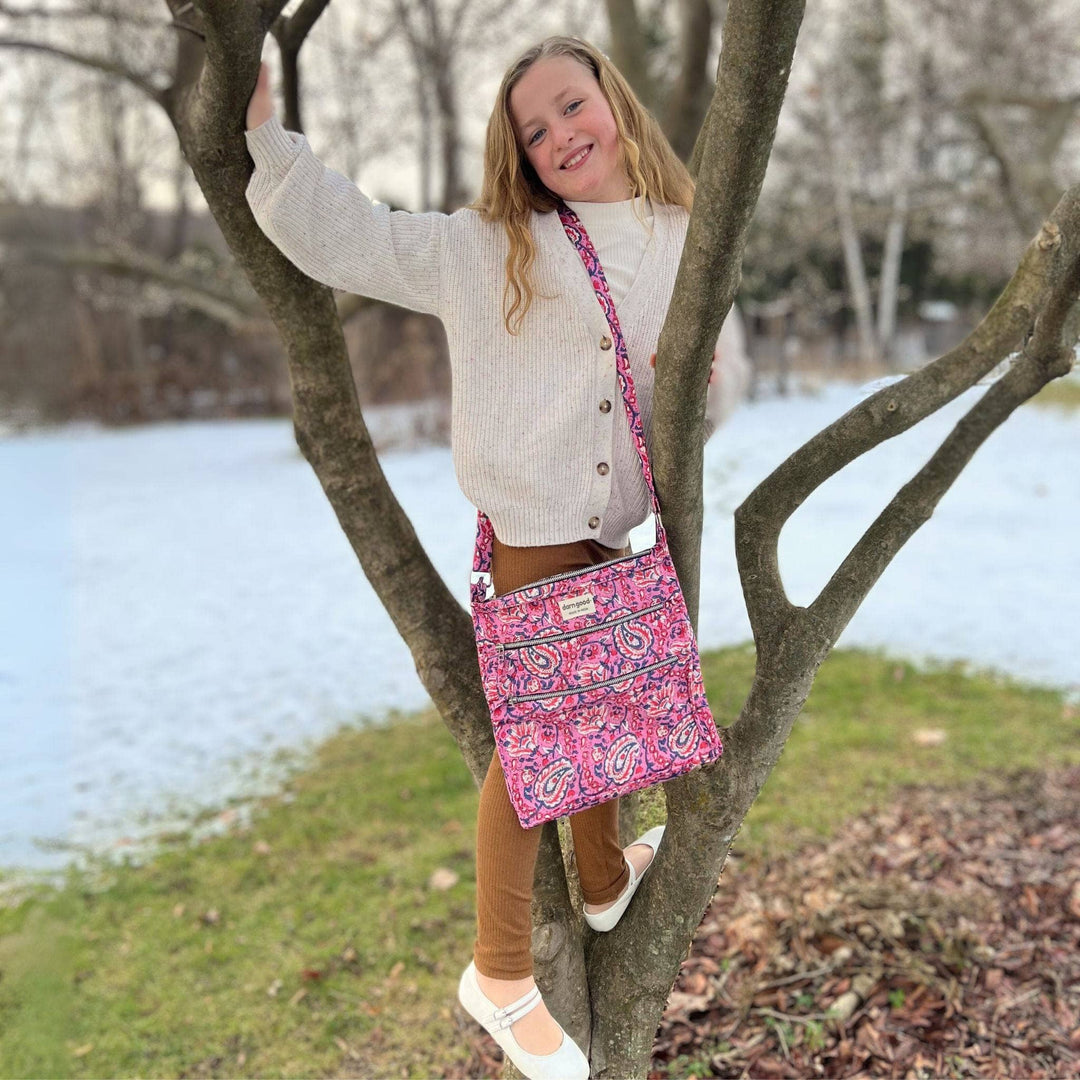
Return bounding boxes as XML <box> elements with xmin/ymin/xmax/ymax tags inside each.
<box><xmin>558</xmin><ymin>592</ymin><xmax>596</xmax><ymax>620</ymax></box>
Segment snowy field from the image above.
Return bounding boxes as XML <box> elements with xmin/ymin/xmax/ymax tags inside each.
<box><xmin>1</xmin><ymin>377</ymin><xmax>1076</xmax><ymax>880</ymax></box>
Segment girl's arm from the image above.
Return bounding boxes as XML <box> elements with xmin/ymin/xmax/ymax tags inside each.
<box><xmin>244</xmin><ymin>109</ymin><xmax>445</xmax><ymax>317</ymax></box>
<box><xmin>703</xmin><ymin>305</ymin><xmax>751</xmax><ymax>441</ymax></box>
<box><xmin>649</xmin><ymin>306</ymin><xmax>752</xmax><ymax>441</ymax></box>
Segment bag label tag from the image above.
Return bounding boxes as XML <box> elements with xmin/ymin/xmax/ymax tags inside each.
<box><xmin>558</xmin><ymin>592</ymin><xmax>596</xmax><ymax>620</ymax></box>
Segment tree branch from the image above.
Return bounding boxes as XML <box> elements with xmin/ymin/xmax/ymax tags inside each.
<box><xmin>0</xmin><ymin>2</ymin><xmax>166</xmax><ymax>28</ymax></box>
<box><xmin>9</xmin><ymin>239</ymin><xmax>268</xmax><ymax>328</ymax></box>
<box><xmin>274</xmin><ymin>0</ymin><xmax>332</xmax><ymax>49</ymax></box>
<box><xmin>737</xmin><ymin>186</ymin><xmax>1080</xmax><ymax>646</ymax></box>
<box><xmin>963</xmin><ymin>88</ymin><xmax>1080</xmax><ymax>112</ymax></box>
<box><xmin>0</xmin><ymin>36</ymin><xmax>167</xmax><ymax>108</ymax></box>
<box><xmin>190</xmin><ymin>0</ymin><xmax>497</xmax><ymax>793</ymax></box>
<box><xmin>583</xmin><ymin>1</ymin><xmax>807</xmax><ymax>1074</ymax></box>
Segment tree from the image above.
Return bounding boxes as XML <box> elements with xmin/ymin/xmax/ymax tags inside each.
<box><xmin>388</xmin><ymin>0</ymin><xmax>533</xmax><ymax>213</ymax></box>
<box><xmin>4</xmin><ymin>0</ymin><xmax>1075</xmax><ymax>1076</ymax></box>
<box><xmin>753</xmin><ymin>0</ymin><xmax>1080</xmax><ymax>370</ymax></box>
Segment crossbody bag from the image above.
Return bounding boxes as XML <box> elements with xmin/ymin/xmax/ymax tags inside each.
<box><xmin>468</xmin><ymin>200</ymin><xmax>724</xmax><ymax>829</ymax></box>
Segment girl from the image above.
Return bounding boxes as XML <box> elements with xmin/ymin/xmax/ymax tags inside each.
<box><xmin>245</xmin><ymin>34</ymin><xmax>749</xmax><ymax>1080</ymax></box>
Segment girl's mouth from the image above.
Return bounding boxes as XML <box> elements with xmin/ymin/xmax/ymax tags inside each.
<box><xmin>561</xmin><ymin>145</ymin><xmax>593</xmax><ymax>170</ymax></box>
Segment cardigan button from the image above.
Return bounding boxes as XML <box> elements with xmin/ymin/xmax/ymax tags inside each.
<box><xmin>588</xmin><ymin>516</ymin><xmax>600</xmax><ymax>529</ymax></box>
<box><xmin>599</xmin><ymin>335</ymin><xmax>613</xmax><ymax>350</ymax></box>
<box><xmin>599</xmin><ymin>399</ymin><xmax>611</xmax><ymax>412</ymax></box>
<box><xmin>597</xmin><ymin>462</ymin><xmax>609</xmax><ymax>475</ymax></box>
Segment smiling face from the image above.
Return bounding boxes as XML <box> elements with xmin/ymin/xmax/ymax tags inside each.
<box><xmin>509</xmin><ymin>54</ymin><xmax>631</xmax><ymax>203</ymax></box>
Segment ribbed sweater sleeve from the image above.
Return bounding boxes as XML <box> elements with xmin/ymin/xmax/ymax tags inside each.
<box><xmin>243</xmin><ymin>116</ymin><xmax>445</xmax><ymax>317</ymax></box>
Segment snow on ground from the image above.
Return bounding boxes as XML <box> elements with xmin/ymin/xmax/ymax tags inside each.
<box><xmin>1</xmin><ymin>379</ymin><xmax>1076</xmax><ymax>878</ymax></box>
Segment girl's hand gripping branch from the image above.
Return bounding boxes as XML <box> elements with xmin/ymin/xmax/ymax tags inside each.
<box><xmin>246</xmin><ymin>61</ymin><xmax>275</xmax><ymax>132</ymax></box>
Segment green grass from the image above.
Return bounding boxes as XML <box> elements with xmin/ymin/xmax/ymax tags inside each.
<box><xmin>701</xmin><ymin>644</ymin><xmax>1080</xmax><ymax>857</ymax></box>
<box><xmin>0</xmin><ymin>645</ymin><xmax>1076</xmax><ymax>1079</ymax></box>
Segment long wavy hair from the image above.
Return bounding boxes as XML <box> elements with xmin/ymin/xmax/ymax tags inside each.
<box><xmin>465</xmin><ymin>36</ymin><xmax>696</xmax><ymax>336</ymax></box>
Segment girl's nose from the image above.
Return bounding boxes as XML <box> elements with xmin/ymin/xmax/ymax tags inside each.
<box><xmin>553</xmin><ymin>125</ymin><xmax>580</xmax><ymax>156</ymax></box>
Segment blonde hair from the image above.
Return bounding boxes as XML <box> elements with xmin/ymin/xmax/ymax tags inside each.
<box><xmin>465</xmin><ymin>35</ymin><xmax>696</xmax><ymax>336</ymax></box>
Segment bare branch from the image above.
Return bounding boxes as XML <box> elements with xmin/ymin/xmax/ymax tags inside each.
<box><xmin>9</xmin><ymin>231</ymin><xmax>379</xmax><ymax>328</ymax></box>
<box><xmin>735</xmin><ymin>185</ymin><xmax>1080</xmax><ymax>648</ymax></box>
<box><xmin>963</xmin><ymin>88</ymin><xmax>1080</xmax><ymax>112</ymax></box>
<box><xmin>9</xmin><ymin>239</ymin><xmax>265</xmax><ymax>328</ymax></box>
<box><xmin>0</xmin><ymin>36</ymin><xmax>167</xmax><ymax>108</ymax></box>
<box><xmin>274</xmin><ymin>0</ymin><xmax>332</xmax><ymax>50</ymax></box>
<box><xmin>0</xmin><ymin>1</ymin><xmax>164</xmax><ymax>27</ymax></box>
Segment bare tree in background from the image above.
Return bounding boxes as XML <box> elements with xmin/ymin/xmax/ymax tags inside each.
<box><xmin>387</xmin><ymin>0</ymin><xmax>553</xmax><ymax>211</ymax></box>
<box><xmin>605</xmin><ymin>0</ymin><xmax>723</xmax><ymax>163</ymax></box>
<box><xmin>1</xmin><ymin>2</ymin><xmax>1078</xmax><ymax>1078</ymax></box>
<box><xmin>945</xmin><ymin>0</ymin><xmax>1080</xmax><ymax>238</ymax></box>
<box><xmin>390</xmin><ymin>0</ymin><xmax>477</xmax><ymax>212</ymax></box>
<box><xmin>797</xmin><ymin>0</ymin><xmax>935</xmax><ymax>370</ymax></box>
<box><xmin>749</xmin><ymin>0</ymin><xmax>1080</xmax><ymax>371</ymax></box>
<box><xmin>311</xmin><ymin>4</ymin><xmax>397</xmax><ymax>182</ymax></box>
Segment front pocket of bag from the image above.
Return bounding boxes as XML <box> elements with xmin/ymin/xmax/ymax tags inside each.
<box><xmin>497</xmin><ymin>601</ymin><xmax>665</xmax><ymax>654</ymax></box>
<box><xmin>499</xmin><ymin>602</ymin><xmax>678</xmax><ymax>704</ymax></box>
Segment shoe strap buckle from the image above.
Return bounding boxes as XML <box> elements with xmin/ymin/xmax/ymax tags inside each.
<box><xmin>489</xmin><ymin>986</ymin><xmax>542</xmax><ymax>1030</ymax></box>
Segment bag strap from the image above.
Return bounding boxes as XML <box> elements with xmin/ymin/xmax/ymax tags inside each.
<box><xmin>470</xmin><ymin>200</ymin><xmax>666</xmax><ymax>605</ymax></box>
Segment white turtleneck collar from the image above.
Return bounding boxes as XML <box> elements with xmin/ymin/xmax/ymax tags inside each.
<box><xmin>562</xmin><ymin>196</ymin><xmax>655</xmax><ymax>306</ymax></box>
<box><xmin>564</xmin><ymin>194</ymin><xmax>654</xmax><ymax>227</ymax></box>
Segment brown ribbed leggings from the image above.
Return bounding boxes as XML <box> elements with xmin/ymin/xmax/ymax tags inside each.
<box><xmin>472</xmin><ymin>532</ymin><xmax>635</xmax><ymax>979</ymax></box>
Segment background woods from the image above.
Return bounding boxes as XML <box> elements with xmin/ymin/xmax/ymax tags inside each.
<box><xmin>3</xmin><ymin>0</ymin><xmax>1077</xmax><ymax>431</ymax></box>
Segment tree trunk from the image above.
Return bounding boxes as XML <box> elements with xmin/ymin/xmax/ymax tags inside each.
<box><xmin>877</xmin><ymin>95</ymin><xmax>921</xmax><ymax>370</ymax></box>
<box><xmin>822</xmin><ymin>73</ymin><xmax>880</xmax><ymax>369</ymax></box>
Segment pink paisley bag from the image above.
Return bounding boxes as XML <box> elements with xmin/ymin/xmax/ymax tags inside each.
<box><xmin>468</xmin><ymin>200</ymin><xmax>723</xmax><ymax>830</ymax></box>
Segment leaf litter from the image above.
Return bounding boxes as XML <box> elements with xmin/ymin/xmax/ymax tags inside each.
<box><xmin>451</xmin><ymin>764</ymin><xmax>1078</xmax><ymax>1078</ymax></box>
<box><xmin>651</xmin><ymin>764</ymin><xmax>1079</xmax><ymax>1078</ymax></box>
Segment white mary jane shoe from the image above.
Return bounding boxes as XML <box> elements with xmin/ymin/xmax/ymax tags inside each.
<box><xmin>457</xmin><ymin>959</ymin><xmax>590</xmax><ymax>1080</ymax></box>
<box><xmin>582</xmin><ymin>824</ymin><xmax>665</xmax><ymax>933</ymax></box>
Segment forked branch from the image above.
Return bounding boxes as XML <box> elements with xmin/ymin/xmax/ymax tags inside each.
<box><xmin>735</xmin><ymin>185</ymin><xmax>1080</xmax><ymax>651</ymax></box>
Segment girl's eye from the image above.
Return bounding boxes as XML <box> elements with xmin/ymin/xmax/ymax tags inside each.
<box><xmin>528</xmin><ymin>100</ymin><xmax>583</xmax><ymax>146</ymax></box>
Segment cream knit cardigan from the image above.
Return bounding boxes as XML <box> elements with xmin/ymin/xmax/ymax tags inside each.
<box><xmin>244</xmin><ymin>116</ymin><xmax>750</xmax><ymax>550</ymax></box>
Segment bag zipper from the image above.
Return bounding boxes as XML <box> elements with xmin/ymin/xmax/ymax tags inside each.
<box><xmin>496</xmin><ymin>601</ymin><xmax>665</xmax><ymax>652</ymax></box>
<box><xmin>494</xmin><ymin>549</ymin><xmax>642</xmax><ymax>598</ymax></box>
<box><xmin>507</xmin><ymin>654</ymin><xmax>680</xmax><ymax>703</ymax></box>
